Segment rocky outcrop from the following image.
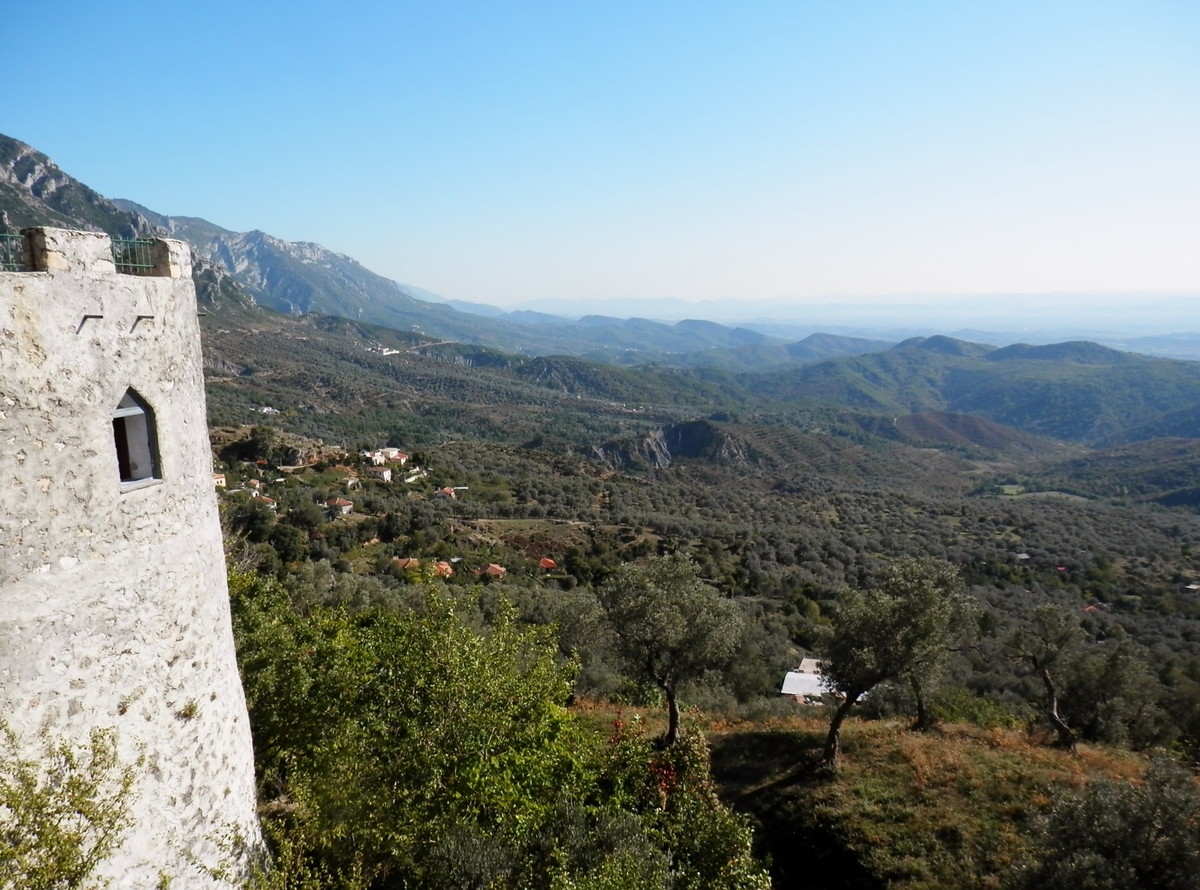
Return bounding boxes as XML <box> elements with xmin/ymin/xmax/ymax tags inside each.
<box><xmin>0</xmin><ymin>134</ymin><xmax>147</xmax><ymax>236</ymax></box>
<box><xmin>202</xmin><ymin>347</ymin><xmax>252</xmax><ymax>377</ymax></box>
<box><xmin>192</xmin><ymin>256</ymin><xmax>257</xmax><ymax>310</ymax></box>
<box><xmin>592</xmin><ymin>420</ymin><xmax>752</xmax><ymax>470</ymax></box>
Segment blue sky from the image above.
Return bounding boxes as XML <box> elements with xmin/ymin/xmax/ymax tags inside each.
<box><xmin>4</xmin><ymin>1</ymin><xmax>1199</xmax><ymax>309</ymax></box>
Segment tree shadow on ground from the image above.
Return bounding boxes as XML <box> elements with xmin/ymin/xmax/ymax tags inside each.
<box><xmin>709</xmin><ymin>729</ymin><xmax>886</xmax><ymax>890</ymax></box>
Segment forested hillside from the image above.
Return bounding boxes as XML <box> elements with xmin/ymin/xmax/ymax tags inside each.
<box><xmin>741</xmin><ymin>335</ymin><xmax>1200</xmax><ymax>445</ymax></box>
<box><xmin>206</xmin><ymin>302</ymin><xmax>1200</xmax><ymax>887</ymax></box>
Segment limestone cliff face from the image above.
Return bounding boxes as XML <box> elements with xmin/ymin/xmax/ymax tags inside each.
<box><xmin>592</xmin><ymin>419</ymin><xmax>751</xmax><ymax>470</ymax></box>
<box><xmin>193</xmin><ymin>256</ymin><xmax>258</xmax><ymax>311</ymax></box>
<box><xmin>0</xmin><ymin>134</ymin><xmax>149</xmax><ymax>237</ymax></box>
<box><xmin>110</xmin><ymin>200</ymin><xmax>413</xmax><ymax>320</ymax></box>
<box><xmin>0</xmin><ymin>229</ymin><xmax>260</xmax><ymax>888</ymax></box>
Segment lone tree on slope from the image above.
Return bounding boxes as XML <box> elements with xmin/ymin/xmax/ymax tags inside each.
<box><xmin>598</xmin><ymin>554</ymin><xmax>743</xmax><ymax>747</ymax></box>
<box><xmin>1008</xmin><ymin>604</ymin><xmax>1084</xmax><ymax>752</ymax></box>
<box><xmin>815</xmin><ymin>558</ymin><xmax>977</xmax><ymax>767</ymax></box>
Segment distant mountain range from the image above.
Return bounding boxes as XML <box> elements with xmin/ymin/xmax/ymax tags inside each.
<box><xmin>494</xmin><ymin>295</ymin><xmax>1200</xmax><ymax>351</ymax></box>
<box><xmin>194</xmin><ymin>294</ymin><xmax>1200</xmax><ymax>456</ymax></box>
<box><xmin>5</xmin><ymin>129</ymin><xmax>1200</xmax><ymax>368</ymax></box>
<box><xmin>0</xmin><ymin>131</ymin><xmax>896</xmax><ymax>366</ymax></box>
<box><xmin>10</xmin><ymin>131</ymin><xmax>1200</xmax><ymax>522</ymax></box>
<box><xmin>6</xmin><ymin>121</ymin><xmax>1187</xmax><ymax>452</ymax></box>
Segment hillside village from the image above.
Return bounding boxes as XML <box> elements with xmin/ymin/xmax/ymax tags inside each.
<box><xmin>211</xmin><ymin>426</ymin><xmax>593</xmax><ymax>583</ymax></box>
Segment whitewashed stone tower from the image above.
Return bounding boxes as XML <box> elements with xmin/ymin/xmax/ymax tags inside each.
<box><xmin>0</xmin><ymin>228</ymin><xmax>259</xmax><ymax>886</ymax></box>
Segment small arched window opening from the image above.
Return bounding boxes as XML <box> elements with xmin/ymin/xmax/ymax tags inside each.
<box><xmin>112</xmin><ymin>389</ymin><xmax>160</xmax><ymax>485</ymax></box>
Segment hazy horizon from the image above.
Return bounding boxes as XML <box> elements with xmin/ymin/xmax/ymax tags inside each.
<box><xmin>5</xmin><ymin>2</ymin><xmax>1199</xmax><ymax>317</ymax></box>
<box><xmin>418</xmin><ymin>290</ymin><xmax>1200</xmax><ymax>341</ymax></box>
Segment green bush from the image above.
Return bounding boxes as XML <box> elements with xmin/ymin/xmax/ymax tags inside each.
<box><xmin>930</xmin><ymin>686</ymin><xmax>1022</xmax><ymax>729</ymax></box>
<box><xmin>229</xmin><ymin>570</ymin><xmax>769</xmax><ymax>889</ymax></box>
<box><xmin>1010</xmin><ymin>758</ymin><xmax>1200</xmax><ymax>890</ymax></box>
<box><xmin>0</xmin><ymin>725</ymin><xmax>135</xmax><ymax>890</ymax></box>
<box><xmin>596</xmin><ymin>716</ymin><xmax>769</xmax><ymax>890</ymax></box>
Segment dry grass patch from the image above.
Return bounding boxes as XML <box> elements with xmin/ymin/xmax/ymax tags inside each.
<box><xmin>705</xmin><ymin>715</ymin><xmax>1149</xmax><ymax>890</ymax></box>
<box><xmin>569</xmin><ymin>703</ymin><xmax>1153</xmax><ymax>889</ymax></box>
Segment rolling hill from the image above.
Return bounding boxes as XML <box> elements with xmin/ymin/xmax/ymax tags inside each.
<box><xmin>6</xmin><ymin>129</ymin><xmax>1200</xmax><ymax>453</ymax></box>
<box><xmin>744</xmin><ymin>336</ymin><xmax>1200</xmax><ymax>446</ymax></box>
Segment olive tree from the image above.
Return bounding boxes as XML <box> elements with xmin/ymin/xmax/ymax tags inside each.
<box><xmin>1007</xmin><ymin>604</ymin><xmax>1083</xmax><ymax>751</ymax></box>
<box><xmin>814</xmin><ymin>558</ymin><xmax>976</xmax><ymax>766</ymax></box>
<box><xmin>598</xmin><ymin>554</ymin><xmax>744</xmax><ymax>747</ymax></box>
<box><xmin>1060</xmin><ymin>640</ymin><xmax>1171</xmax><ymax>749</ymax></box>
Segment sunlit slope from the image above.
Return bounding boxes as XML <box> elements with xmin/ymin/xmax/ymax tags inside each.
<box><xmin>743</xmin><ymin>336</ymin><xmax>1200</xmax><ymax>445</ymax></box>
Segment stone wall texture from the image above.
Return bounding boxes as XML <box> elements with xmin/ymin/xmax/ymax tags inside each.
<box><xmin>0</xmin><ymin>228</ymin><xmax>259</xmax><ymax>887</ymax></box>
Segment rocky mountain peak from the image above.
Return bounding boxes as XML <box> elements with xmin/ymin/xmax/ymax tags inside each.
<box><xmin>0</xmin><ymin>133</ymin><xmax>144</xmax><ymax>236</ymax></box>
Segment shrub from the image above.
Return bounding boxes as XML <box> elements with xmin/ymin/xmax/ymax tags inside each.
<box><xmin>1011</xmin><ymin>758</ymin><xmax>1200</xmax><ymax>890</ymax></box>
<box><xmin>0</xmin><ymin>725</ymin><xmax>135</xmax><ymax>890</ymax></box>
